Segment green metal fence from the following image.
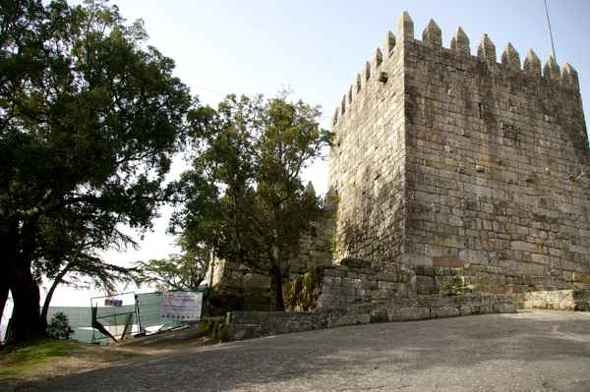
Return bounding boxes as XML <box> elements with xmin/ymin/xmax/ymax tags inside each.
<box><xmin>46</xmin><ymin>289</ymin><xmax>205</xmax><ymax>344</ymax></box>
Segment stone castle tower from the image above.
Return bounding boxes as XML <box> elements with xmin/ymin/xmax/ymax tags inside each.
<box><xmin>211</xmin><ymin>12</ymin><xmax>590</xmax><ymax>316</ymax></box>
<box><xmin>328</xmin><ymin>12</ymin><xmax>590</xmax><ymax>297</ymax></box>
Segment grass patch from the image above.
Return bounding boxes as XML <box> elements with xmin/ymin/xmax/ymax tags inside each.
<box><xmin>0</xmin><ymin>339</ymin><xmax>137</xmax><ymax>385</ymax></box>
<box><xmin>0</xmin><ymin>328</ymin><xmax>212</xmax><ymax>386</ymax></box>
<box><xmin>0</xmin><ymin>340</ymin><xmax>83</xmax><ymax>381</ymax></box>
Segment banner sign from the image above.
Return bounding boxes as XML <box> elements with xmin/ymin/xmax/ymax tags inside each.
<box><xmin>104</xmin><ymin>298</ymin><xmax>123</xmax><ymax>307</ymax></box>
<box><xmin>160</xmin><ymin>291</ymin><xmax>203</xmax><ymax>322</ymax></box>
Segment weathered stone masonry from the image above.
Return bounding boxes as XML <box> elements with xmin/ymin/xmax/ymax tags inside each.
<box><xmin>329</xmin><ymin>24</ymin><xmax>406</xmax><ymax>270</ymax></box>
<box><xmin>328</xmin><ymin>12</ymin><xmax>590</xmax><ymax>307</ymax></box>
<box><xmin>221</xmin><ymin>12</ymin><xmax>590</xmax><ymax>340</ymax></box>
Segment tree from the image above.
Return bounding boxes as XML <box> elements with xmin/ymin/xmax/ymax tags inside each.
<box><xmin>0</xmin><ymin>0</ymin><xmax>195</xmax><ymax>342</ymax></box>
<box><xmin>40</xmin><ymin>248</ymin><xmax>135</xmax><ymax>325</ymax></box>
<box><xmin>172</xmin><ymin>94</ymin><xmax>331</xmax><ymax>310</ymax></box>
<box><xmin>37</xmin><ymin>202</ymin><xmax>139</xmax><ymax>323</ymax></box>
<box><xmin>135</xmin><ymin>243</ymin><xmax>210</xmax><ymax>291</ymax></box>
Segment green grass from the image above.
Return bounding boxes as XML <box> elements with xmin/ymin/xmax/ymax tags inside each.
<box><xmin>0</xmin><ymin>339</ymin><xmax>144</xmax><ymax>386</ymax></box>
<box><xmin>0</xmin><ymin>340</ymin><xmax>81</xmax><ymax>380</ymax></box>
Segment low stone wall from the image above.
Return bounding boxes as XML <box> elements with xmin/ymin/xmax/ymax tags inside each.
<box><xmin>317</xmin><ymin>263</ymin><xmax>590</xmax><ymax>310</ymax></box>
<box><xmin>224</xmin><ymin>263</ymin><xmax>588</xmax><ymax>341</ymax></box>
<box><xmin>414</xmin><ymin>264</ymin><xmax>587</xmax><ymax>296</ymax></box>
<box><xmin>317</xmin><ymin>263</ymin><xmax>525</xmax><ymax>312</ymax></box>
<box><xmin>226</xmin><ymin>293</ymin><xmax>516</xmax><ymax>340</ymax></box>
<box><xmin>367</xmin><ymin>293</ymin><xmax>516</xmax><ymax>322</ymax></box>
<box><xmin>227</xmin><ymin>310</ymin><xmax>369</xmax><ymax>340</ymax></box>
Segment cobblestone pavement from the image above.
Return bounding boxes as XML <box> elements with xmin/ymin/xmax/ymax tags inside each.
<box><xmin>12</xmin><ymin>311</ymin><xmax>590</xmax><ymax>392</ymax></box>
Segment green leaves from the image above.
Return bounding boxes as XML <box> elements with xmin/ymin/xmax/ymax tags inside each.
<box><xmin>0</xmin><ymin>0</ymin><xmax>195</xmax><ymax>333</ymax></box>
<box><xmin>172</xmin><ymin>94</ymin><xmax>329</xmax><ymax>309</ymax></box>
<box><xmin>135</xmin><ymin>246</ymin><xmax>209</xmax><ymax>291</ymax></box>
<box><xmin>46</xmin><ymin>312</ymin><xmax>74</xmax><ymax>340</ymax></box>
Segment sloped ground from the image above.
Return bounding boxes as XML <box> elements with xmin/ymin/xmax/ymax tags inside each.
<box><xmin>0</xmin><ymin>327</ymin><xmax>212</xmax><ymax>392</ymax></box>
<box><xmin>0</xmin><ymin>340</ymin><xmax>140</xmax><ymax>390</ymax></box>
<box><xmin>6</xmin><ymin>310</ymin><xmax>590</xmax><ymax>392</ymax></box>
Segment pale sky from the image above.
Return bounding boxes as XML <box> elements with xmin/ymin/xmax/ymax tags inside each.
<box><xmin>4</xmin><ymin>1</ymin><xmax>590</xmax><ymax>313</ymax></box>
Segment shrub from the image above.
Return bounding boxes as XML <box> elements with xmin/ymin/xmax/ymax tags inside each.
<box><xmin>46</xmin><ymin>312</ymin><xmax>74</xmax><ymax>340</ymax></box>
<box><xmin>284</xmin><ymin>269</ymin><xmax>321</xmax><ymax>312</ymax></box>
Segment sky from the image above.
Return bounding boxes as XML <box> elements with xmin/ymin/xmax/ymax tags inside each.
<box><xmin>4</xmin><ymin>0</ymin><xmax>590</xmax><ymax>315</ymax></box>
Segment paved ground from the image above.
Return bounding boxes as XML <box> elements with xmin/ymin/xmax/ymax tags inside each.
<box><xmin>11</xmin><ymin>311</ymin><xmax>590</xmax><ymax>391</ymax></box>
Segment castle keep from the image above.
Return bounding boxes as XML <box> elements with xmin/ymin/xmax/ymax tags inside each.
<box><xmin>220</xmin><ymin>12</ymin><xmax>590</xmax><ymax>339</ymax></box>
<box><xmin>216</xmin><ymin>12</ymin><xmax>590</xmax><ymax>329</ymax></box>
<box><xmin>326</xmin><ymin>12</ymin><xmax>590</xmax><ymax>310</ymax></box>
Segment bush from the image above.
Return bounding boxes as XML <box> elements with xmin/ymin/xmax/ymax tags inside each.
<box><xmin>46</xmin><ymin>312</ymin><xmax>74</xmax><ymax>340</ymax></box>
<box><xmin>284</xmin><ymin>269</ymin><xmax>321</xmax><ymax>312</ymax></box>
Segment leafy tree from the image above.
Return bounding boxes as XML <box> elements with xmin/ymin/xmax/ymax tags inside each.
<box><xmin>0</xmin><ymin>0</ymin><xmax>195</xmax><ymax>342</ymax></box>
<box><xmin>40</xmin><ymin>245</ymin><xmax>135</xmax><ymax>325</ymax></box>
<box><xmin>37</xmin><ymin>203</ymin><xmax>139</xmax><ymax>323</ymax></box>
<box><xmin>172</xmin><ymin>94</ymin><xmax>331</xmax><ymax>311</ymax></box>
<box><xmin>135</xmin><ymin>243</ymin><xmax>210</xmax><ymax>291</ymax></box>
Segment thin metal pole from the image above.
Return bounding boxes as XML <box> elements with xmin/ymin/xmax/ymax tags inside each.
<box><xmin>135</xmin><ymin>294</ymin><xmax>143</xmax><ymax>334</ymax></box>
<box><xmin>544</xmin><ymin>0</ymin><xmax>557</xmax><ymax>61</ymax></box>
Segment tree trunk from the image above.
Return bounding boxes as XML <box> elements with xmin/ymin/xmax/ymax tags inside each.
<box><xmin>8</xmin><ymin>263</ymin><xmax>44</xmax><ymax>343</ymax></box>
<box><xmin>0</xmin><ymin>282</ymin><xmax>8</xmax><ymax>326</ymax></box>
<box><xmin>270</xmin><ymin>266</ymin><xmax>285</xmax><ymax>311</ymax></box>
<box><xmin>0</xmin><ymin>217</ymin><xmax>14</xmax><ymax>324</ymax></box>
<box><xmin>41</xmin><ymin>261</ymin><xmax>75</xmax><ymax>328</ymax></box>
<box><xmin>2</xmin><ymin>217</ymin><xmax>44</xmax><ymax>343</ymax></box>
<box><xmin>269</xmin><ymin>231</ymin><xmax>286</xmax><ymax>311</ymax></box>
<box><xmin>41</xmin><ymin>261</ymin><xmax>74</xmax><ymax>325</ymax></box>
<box><xmin>6</xmin><ymin>215</ymin><xmax>45</xmax><ymax>343</ymax></box>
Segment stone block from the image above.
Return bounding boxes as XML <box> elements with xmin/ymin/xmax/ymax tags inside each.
<box><xmin>431</xmin><ymin>306</ymin><xmax>460</xmax><ymax>318</ymax></box>
<box><xmin>389</xmin><ymin>306</ymin><xmax>430</xmax><ymax>321</ymax></box>
<box><xmin>415</xmin><ymin>275</ymin><xmax>437</xmax><ymax>295</ymax></box>
<box><xmin>432</xmin><ymin>257</ymin><xmax>465</xmax><ymax>268</ymax></box>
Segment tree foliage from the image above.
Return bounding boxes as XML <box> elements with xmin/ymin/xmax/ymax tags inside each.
<box><xmin>172</xmin><ymin>94</ymin><xmax>331</xmax><ymax>310</ymax></box>
<box><xmin>135</xmin><ymin>244</ymin><xmax>209</xmax><ymax>291</ymax></box>
<box><xmin>46</xmin><ymin>311</ymin><xmax>74</xmax><ymax>340</ymax></box>
<box><xmin>40</xmin><ymin>244</ymin><xmax>136</xmax><ymax>324</ymax></box>
<box><xmin>0</xmin><ymin>0</ymin><xmax>195</xmax><ymax>342</ymax></box>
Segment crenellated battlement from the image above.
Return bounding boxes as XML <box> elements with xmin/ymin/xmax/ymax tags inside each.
<box><xmin>333</xmin><ymin>11</ymin><xmax>581</xmax><ymax>127</ymax></box>
<box><xmin>329</xmin><ymin>9</ymin><xmax>589</xmax><ymax>295</ymax></box>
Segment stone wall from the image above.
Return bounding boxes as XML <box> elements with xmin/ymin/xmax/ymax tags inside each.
<box><xmin>290</xmin><ymin>209</ymin><xmax>336</xmax><ymax>274</ymax></box>
<box><xmin>208</xmin><ymin>204</ymin><xmax>335</xmax><ymax>310</ymax></box>
<box><xmin>328</xmin><ymin>25</ymin><xmax>406</xmax><ymax>271</ymax></box>
<box><xmin>226</xmin><ymin>293</ymin><xmax>516</xmax><ymax>340</ymax></box>
<box><xmin>208</xmin><ymin>258</ymin><xmax>272</xmax><ymax>311</ymax></box>
<box><xmin>213</xmin><ymin>11</ymin><xmax>590</xmax><ymax>320</ymax></box>
<box><xmin>517</xmin><ymin>289</ymin><xmax>590</xmax><ymax>311</ymax></box>
<box><xmin>317</xmin><ymin>264</ymin><xmax>413</xmax><ymax>310</ymax></box>
<box><xmin>225</xmin><ymin>260</ymin><xmax>587</xmax><ymax>341</ymax></box>
<box><xmin>403</xmin><ymin>20</ymin><xmax>590</xmax><ymax>291</ymax></box>
<box><xmin>329</xmin><ymin>11</ymin><xmax>590</xmax><ymax>295</ymax></box>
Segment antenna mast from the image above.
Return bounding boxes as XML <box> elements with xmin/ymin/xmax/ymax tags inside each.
<box><xmin>543</xmin><ymin>0</ymin><xmax>557</xmax><ymax>61</ymax></box>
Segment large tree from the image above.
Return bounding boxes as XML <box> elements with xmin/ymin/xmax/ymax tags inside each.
<box><xmin>0</xmin><ymin>0</ymin><xmax>195</xmax><ymax>342</ymax></box>
<box><xmin>172</xmin><ymin>94</ymin><xmax>330</xmax><ymax>311</ymax></box>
